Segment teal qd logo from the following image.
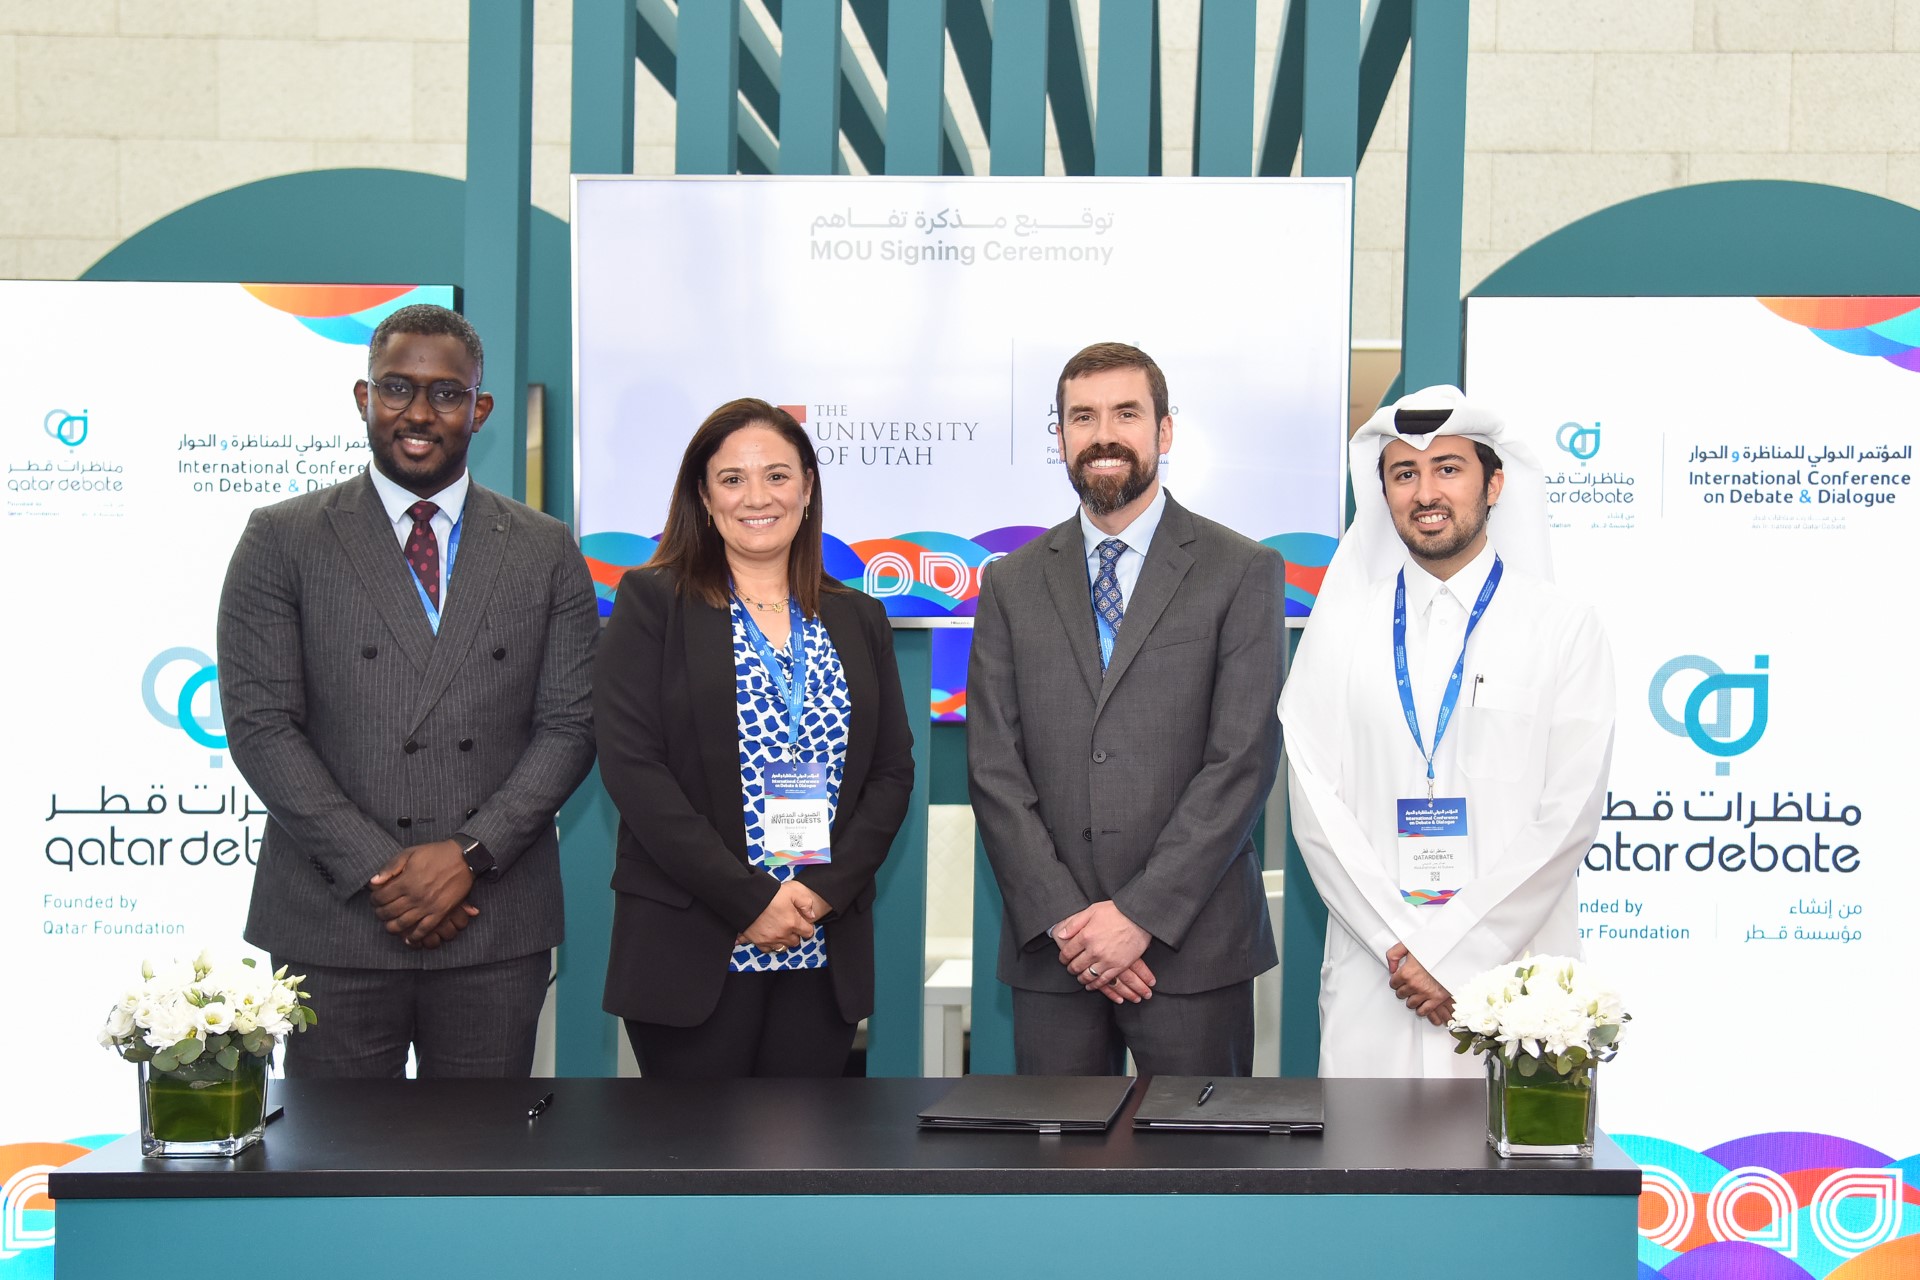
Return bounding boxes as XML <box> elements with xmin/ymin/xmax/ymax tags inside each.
<box><xmin>1648</xmin><ymin>655</ymin><xmax>1769</xmax><ymax>777</ymax></box>
<box><xmin>44</xmin><ymin>408</ymin><xmax>88</xmax><ymax>447</ymax></box>
<box><xmin>1556</xmin><ymin>421</ymin><xmax>1600</xmax><ymax>461</ymax></box>
<box><xmin>142</xmin><ymin>647</ymin><xmax>226</xmax><ymax>749</ymax></box>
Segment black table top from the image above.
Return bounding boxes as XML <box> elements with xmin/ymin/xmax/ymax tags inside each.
<box><xmin>50</xmin><ymin>1076</ymin><xmax>1640</xmax><ymax>1199</ymax></box>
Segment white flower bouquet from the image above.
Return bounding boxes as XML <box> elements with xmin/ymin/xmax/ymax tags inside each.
<box><xmin>98</xmin><ymin>950</ymin><xmax>316</xmax><ymax>1073</ymax></box>
<box><xmin>1446</xmin><ymin>953</ymin><xmax>1628</xmax><ymax>1078</ymax></box>
<box><xmin>1449</xmin><ymin>954</ymin><xmax>1629</xmax><ymax>1156</ymax></box>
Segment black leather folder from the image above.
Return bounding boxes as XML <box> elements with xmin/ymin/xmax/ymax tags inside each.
<box><xmin>1131</xmin><ymin>1076</ymin><xmax>1325</xmax><ymax>1134</ymax></box>
<box><xmin>916</xmin><ymin>1075</ymin><xmax>1137</xmax><ymax>1133</ymax></box>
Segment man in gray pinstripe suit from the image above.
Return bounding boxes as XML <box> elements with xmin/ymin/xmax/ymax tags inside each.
<box><xmin>218</xmin><ymin>305</ymin><xmax>598</xmax><ymax>1078</ymax></box>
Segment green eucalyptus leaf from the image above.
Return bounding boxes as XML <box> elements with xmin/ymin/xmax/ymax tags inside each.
<box><xmin>216</xmin><ymin>1046</ymin><xmax>241</xmax><ymax>1071</ymax></box>
<box><xmin>174</xmin><ymin>1037</ymin><xmax>205</xmax><ymax>1064</ymax></box>
<box><xmin>1517</xmin><ymin>1053</ymin><xmax>1538</xmax><ymax>1077</ymax></box>
<box><xmin>152</xmin><ymin>1053</ymin><xmax>179</xmax><ymax>1072</ymax></box>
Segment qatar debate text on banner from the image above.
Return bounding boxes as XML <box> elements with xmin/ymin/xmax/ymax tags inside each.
<box><xmin>0</xmin><ymin>281</ymin><xmax>451</xmax><ymax>1272</ymax></box>
<box><xmin>572</xmin><ymin>177</ymin><xmax>1353</xmax><ymax>717</ymax></box>
<box><xmin>1467</xmin><ymin>295</ymin><xmax>1920</xmax><ymax>1280</ymax></box>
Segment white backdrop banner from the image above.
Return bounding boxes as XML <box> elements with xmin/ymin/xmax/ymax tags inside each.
<box><xmin>0</xmin><ymin>281</ymin><xmax>450</xmax><ymax>1266</ymax></box>
<box><xmin>572</xmin><ymin>176</ymin><xmax>1353</xmax><ymax>688</ymax></box>
<box><xmin>1467</xmin><ymin>295</ymin><xmax>1919</xmax><ymax>1279</ymax></box>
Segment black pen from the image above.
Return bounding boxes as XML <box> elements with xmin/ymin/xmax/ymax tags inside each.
<box><xmin>528</xmin><ymin>1091</ymin><xmax>554</xmax><ymax>1119</ymax></box>
<box><xmin>1195</xmin><ymin>1081</ymin><xmax>1215</xmax><ymax>1107</ymax></box>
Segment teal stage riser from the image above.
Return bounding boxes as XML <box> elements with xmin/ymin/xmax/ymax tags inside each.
<box><xmin>56</xmin><ymin>1193</ymin><xmax>1637</xmax><ymax>1279</ymax></box>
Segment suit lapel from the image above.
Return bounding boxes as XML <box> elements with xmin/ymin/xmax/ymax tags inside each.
<box><xmin>1093</xmin><ymin>496</ymin><xmax>1197</xmax><ymax>721</ymax></box>
<box><xmin>1042</xmin><ymin>518</ymin><xmax>1103</xmax><ymax>704</ymax></box>
<box><xmin>326</xmin><ymin>472</ymin><xmax>433</xmax><ymax>674</ymax></box>
<box><xmin>684</xmin><ymin>590</ymin><xmax>750</xmax><ymax>858</ymax></box>
<box><xmin>407</xmin><ymin>484</ymin><xmax>508</xmax><ymax>733</ymax></box>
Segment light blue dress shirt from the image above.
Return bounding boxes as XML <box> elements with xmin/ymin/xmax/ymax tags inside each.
<box><xmin>367</xmin><ymin>463</ymin><xmax>470</xmax><ymax>609</ymax></box>
<box><xmin>1077</xmin><ymin>485</ymin><xmax>1168</xmax><ymax>667</ymax></box>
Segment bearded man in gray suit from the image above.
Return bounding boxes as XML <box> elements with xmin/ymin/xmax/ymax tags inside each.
<box><xmin>968</xmin><ymin>342</ymin><xmax>1287</xmax><ymax>1076</ymax></box>
<box><xmin>218</xmin><ymin>304</ymin><xmax>598</xmax><ymax>1078</ymax></box>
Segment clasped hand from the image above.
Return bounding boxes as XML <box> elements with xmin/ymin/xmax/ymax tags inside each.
<box><xmin>1054</xmin><ymin>901</ymin><xmax>1155</xmax><ymax>1004</ymax></box>
<box><xmin>1386</xmin><ymin>942</ymin><xmax>1453</xmax><ymax>1025</ymax></box>
<box><xmin>369</xmin><ymin>840</ymin><xmax>479</xmax><ymax>949</ymax></box>
<box><xmin>738</xmin><ymin>880</ymin><xmax>831</xmax><ymax>952</ymax></box>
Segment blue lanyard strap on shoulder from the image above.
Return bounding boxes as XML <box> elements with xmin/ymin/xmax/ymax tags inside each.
<box><xmin>1393</xmin><ymin>554</ymin><xmax>1503</xmax><ymax>793</ymax></box>
<box><xmin>409</xmin><ymin>513</ymin><xmax>463</xmax><ymax>634</ymax></box>
<box><xmin>735</xmin><ymin>593</ymin><xmax>808</xmax><ymax>755</ymax></box>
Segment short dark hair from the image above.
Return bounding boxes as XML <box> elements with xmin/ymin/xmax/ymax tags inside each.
<box><xmin>1055</xmin><ymin>342</ymin><xmax>1170</xmax><ymax>427</ymax></box>
<box><xmin>645</xmin><ymin>398</ymin><xmax>843</xmax><ymax>617</ymax></box>
<box><xmin>368</xmin><ymin>304</ymin><xmax>485</xmax><ymax>385</ymax></box>
<box><xmin>1376</xmin><ymin>439</ymin><xmax>1504</xmax><ymax>494</ymax></box>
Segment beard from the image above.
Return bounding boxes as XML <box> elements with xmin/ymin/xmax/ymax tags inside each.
<box><xmin>1398</xmin><ymin>495</ymin><xmax>1491</xmax><ymax>564</ymax></box>
<box><xmin>1070</xmin><ymin>442</ymin><xmax>1158</xmax><ymax>517</ymax></box>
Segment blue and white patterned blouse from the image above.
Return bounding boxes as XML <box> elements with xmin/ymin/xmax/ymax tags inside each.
<box><xmin>729</xmin><ymin>598</ymin><xmax>852</xmax><ymax>973</ymax></box>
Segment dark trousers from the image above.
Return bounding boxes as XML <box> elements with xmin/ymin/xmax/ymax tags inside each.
<box><xmin>272</xmin><ymin>951</ymin><xmax>551</xmax><ymax>1079</ymax></box>
<box><xmin>625</xmin><ymin>966</ymin><xmax>856</xmax><ymax>1079</ymax></box>
<box><xmin>1012</xmin><ymin>979</ymin><xmax>1255</xmax><ymax>1076</ymax></box>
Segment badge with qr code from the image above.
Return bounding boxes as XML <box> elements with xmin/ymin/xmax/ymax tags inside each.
<box><xmin>763</xmin><ymin>760</ymin><xmax>831</xmax><ymax>866</ymax></box>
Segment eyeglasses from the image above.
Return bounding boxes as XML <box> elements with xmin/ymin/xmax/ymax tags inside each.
<box><xmin>369</xmin><ymin>376</ymin><xmax>480</xmax><ymax>414</ymax></box>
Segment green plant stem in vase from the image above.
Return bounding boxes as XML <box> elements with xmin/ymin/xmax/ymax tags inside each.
<box><xmin>140</xmin><ymin>1053</ymin><xmax>270</xmax><ymax>1157</ymax></box>
<box><xmin>1487</xmin><ymin>1052</ymin><xmax>1597</xmax><ymax>1158</ymax></box>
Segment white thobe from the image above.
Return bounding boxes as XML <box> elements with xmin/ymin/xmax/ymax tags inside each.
<box><xmin>1287</xmin><ymin>544</ymin><xmax>1615</xmax><ymax>1077</ymax></box>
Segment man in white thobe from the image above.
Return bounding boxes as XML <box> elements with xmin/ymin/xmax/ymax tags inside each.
<box><xmin>1281</xmin><ymin>386</ymin><xmax>1615</xmax><ymax>1078</ymax></box>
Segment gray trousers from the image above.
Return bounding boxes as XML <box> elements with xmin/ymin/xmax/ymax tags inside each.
<box><xmin>1012</xmin><ymin>979</ymin><xmax>1255</xmax><ymax>1076</ymax></box>
<box><xmin>272</xmin><ymin>951</ymin><xmax>551</xmax><ymax>1079</ymax></box>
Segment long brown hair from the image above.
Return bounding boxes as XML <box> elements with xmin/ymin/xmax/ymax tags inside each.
<box><xmin>645</xmin><ymin>398</ymin><xmax>842</xmax><ymax>616</ymax></box>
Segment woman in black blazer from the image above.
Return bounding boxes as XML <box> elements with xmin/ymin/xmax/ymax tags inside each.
<box><xmin>595</xmin><ymin>398</ymin><xmax>915</xmax><ymax>1077</ymax></box>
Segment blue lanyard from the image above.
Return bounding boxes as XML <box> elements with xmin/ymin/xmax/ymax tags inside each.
<box><xmin>409</xmin><ymin>514</ymin><xmax>463</xmax><ymax>634</ymax></box>
<box><xmin>1393</xmin><ymin>555</ymin><xmax>1502</xmax><ymax>795</ymax></box>
<box><xmin>735</xmin><ymin>594</ymin><xmax>808</xmax><ymax>756</ymax></box>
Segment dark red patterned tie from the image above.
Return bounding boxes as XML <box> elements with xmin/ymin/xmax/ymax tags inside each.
<box><xmin>405</xmin><ymin>500</ymin><xmax>440</xmax><ymax>610</ymax></box>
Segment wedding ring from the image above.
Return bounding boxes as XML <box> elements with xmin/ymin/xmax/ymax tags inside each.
<box><xmin>1088</xmin><ymin>966</ymin><xmax>1100</xmax><ymax>979</ymax></box>
<box><xmin>773</xmin><ymin>944</ymin><xmax>787</xmax><ymax>952</ymax></box>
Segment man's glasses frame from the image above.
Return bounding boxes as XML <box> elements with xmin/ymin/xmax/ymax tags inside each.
<box><xmin>369</xmin><ymin>376</ymin><xmax>481</xmax><ymax>415</ymax></box>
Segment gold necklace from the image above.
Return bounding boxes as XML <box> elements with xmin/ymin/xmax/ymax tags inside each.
<box><xmin>738</xmin><ymin>591</ymin><xmax>789</xmax><ymax>613</ymax></box>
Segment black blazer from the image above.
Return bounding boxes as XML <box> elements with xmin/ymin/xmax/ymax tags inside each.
<box><xmin>596</xmin><ymin>567</ymin><xmax>916</xmax><ymax>1027</ymax></box>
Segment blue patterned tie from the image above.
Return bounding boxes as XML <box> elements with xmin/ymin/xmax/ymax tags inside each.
<box><xmin>1092</xmin><ymin>538</ymin><xmax>1126</xmax><ymax>633</ymax></box>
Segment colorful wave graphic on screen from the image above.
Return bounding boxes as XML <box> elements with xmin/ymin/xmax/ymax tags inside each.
<box><xmin>1759</xmin><ymin>297</ymin><xmax>1920</xmax><ymax>374</ymax></box>
<box><xmin>240</xmin><ymin>284</ymin><xmax>453</xmax><ymax>346</ymax></box>
<box><xmin>582</xmin><ymin>527</ymin><xmax>1339</xmax><ymax>620</ymax></box>
<box><xmin>1620</xmin><ymin>1131</ymin><xmax>1919</xmax><ymax>1278</ymax></box>
<box><xmin>584</xmin><ymin>526</ymin><xmax>1336</xmax><ymax>723</ymax></box>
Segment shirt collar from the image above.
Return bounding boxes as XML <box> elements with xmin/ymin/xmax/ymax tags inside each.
<box><xmin>1402</xmin><ymin>537</ymin><xmax>1497</xmax><ymax>616</ymax></box>
<box><xmin>367</xmin><ymin>463</ymin><xmax>470</xmax><ymax>528</ymax></box>
<box><xmin>1079</xmin><ymin>485</ymin><xmax>1168</xmax><ymax>562</ymax></box>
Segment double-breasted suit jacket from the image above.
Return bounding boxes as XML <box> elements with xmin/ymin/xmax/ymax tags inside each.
<box><xmin>595</xmin><ymin>568</ymin><xmax>916</xmax><ymax>1028</ymax></box>
<box><xmin>218</xmin><ymin>471</ymin><xmax>599</xmax><ymax>968</ymax></box>
<box><xmin>967</xmin><ymin>494</ymin><xmax>1286</xmax><ymax>994</ymax></box>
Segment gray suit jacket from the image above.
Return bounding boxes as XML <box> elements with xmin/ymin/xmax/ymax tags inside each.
<box><xmin>967</xmin><ymin>494</ymin><xmax>1285</xmax><ymax>994</ymax></box>
<box><xmin>218</xmin><ymin>471</ymin><xmax>598</xmax><ymax>969</ymax></box>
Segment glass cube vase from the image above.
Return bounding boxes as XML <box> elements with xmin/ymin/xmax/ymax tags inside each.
<box><xmin>1486</xmin><ymin>1051</ymin><xmax>1597</xmax><ymax>1158</ymax></box>
<box><xmin>138</xmin><ymin>1053</ymin><xmax>269</xmax><ymax>1157</ymax></box>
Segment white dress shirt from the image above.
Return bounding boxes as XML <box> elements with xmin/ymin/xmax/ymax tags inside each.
<box><xmin>366</xmin><ymin>463</ymin><xmax>470</xmax><ymax>610</ymax></box>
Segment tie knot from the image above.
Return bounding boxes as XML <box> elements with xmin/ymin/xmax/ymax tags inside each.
<box><xmin>406</xmin><ymin>500</ymin><xmax>439</xmax><ymax>527</ymax></box>
<box><xmin>1097</xmin><ymin>538</ymin><xmax>1126</xmax><ymax>565</ymax></box>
